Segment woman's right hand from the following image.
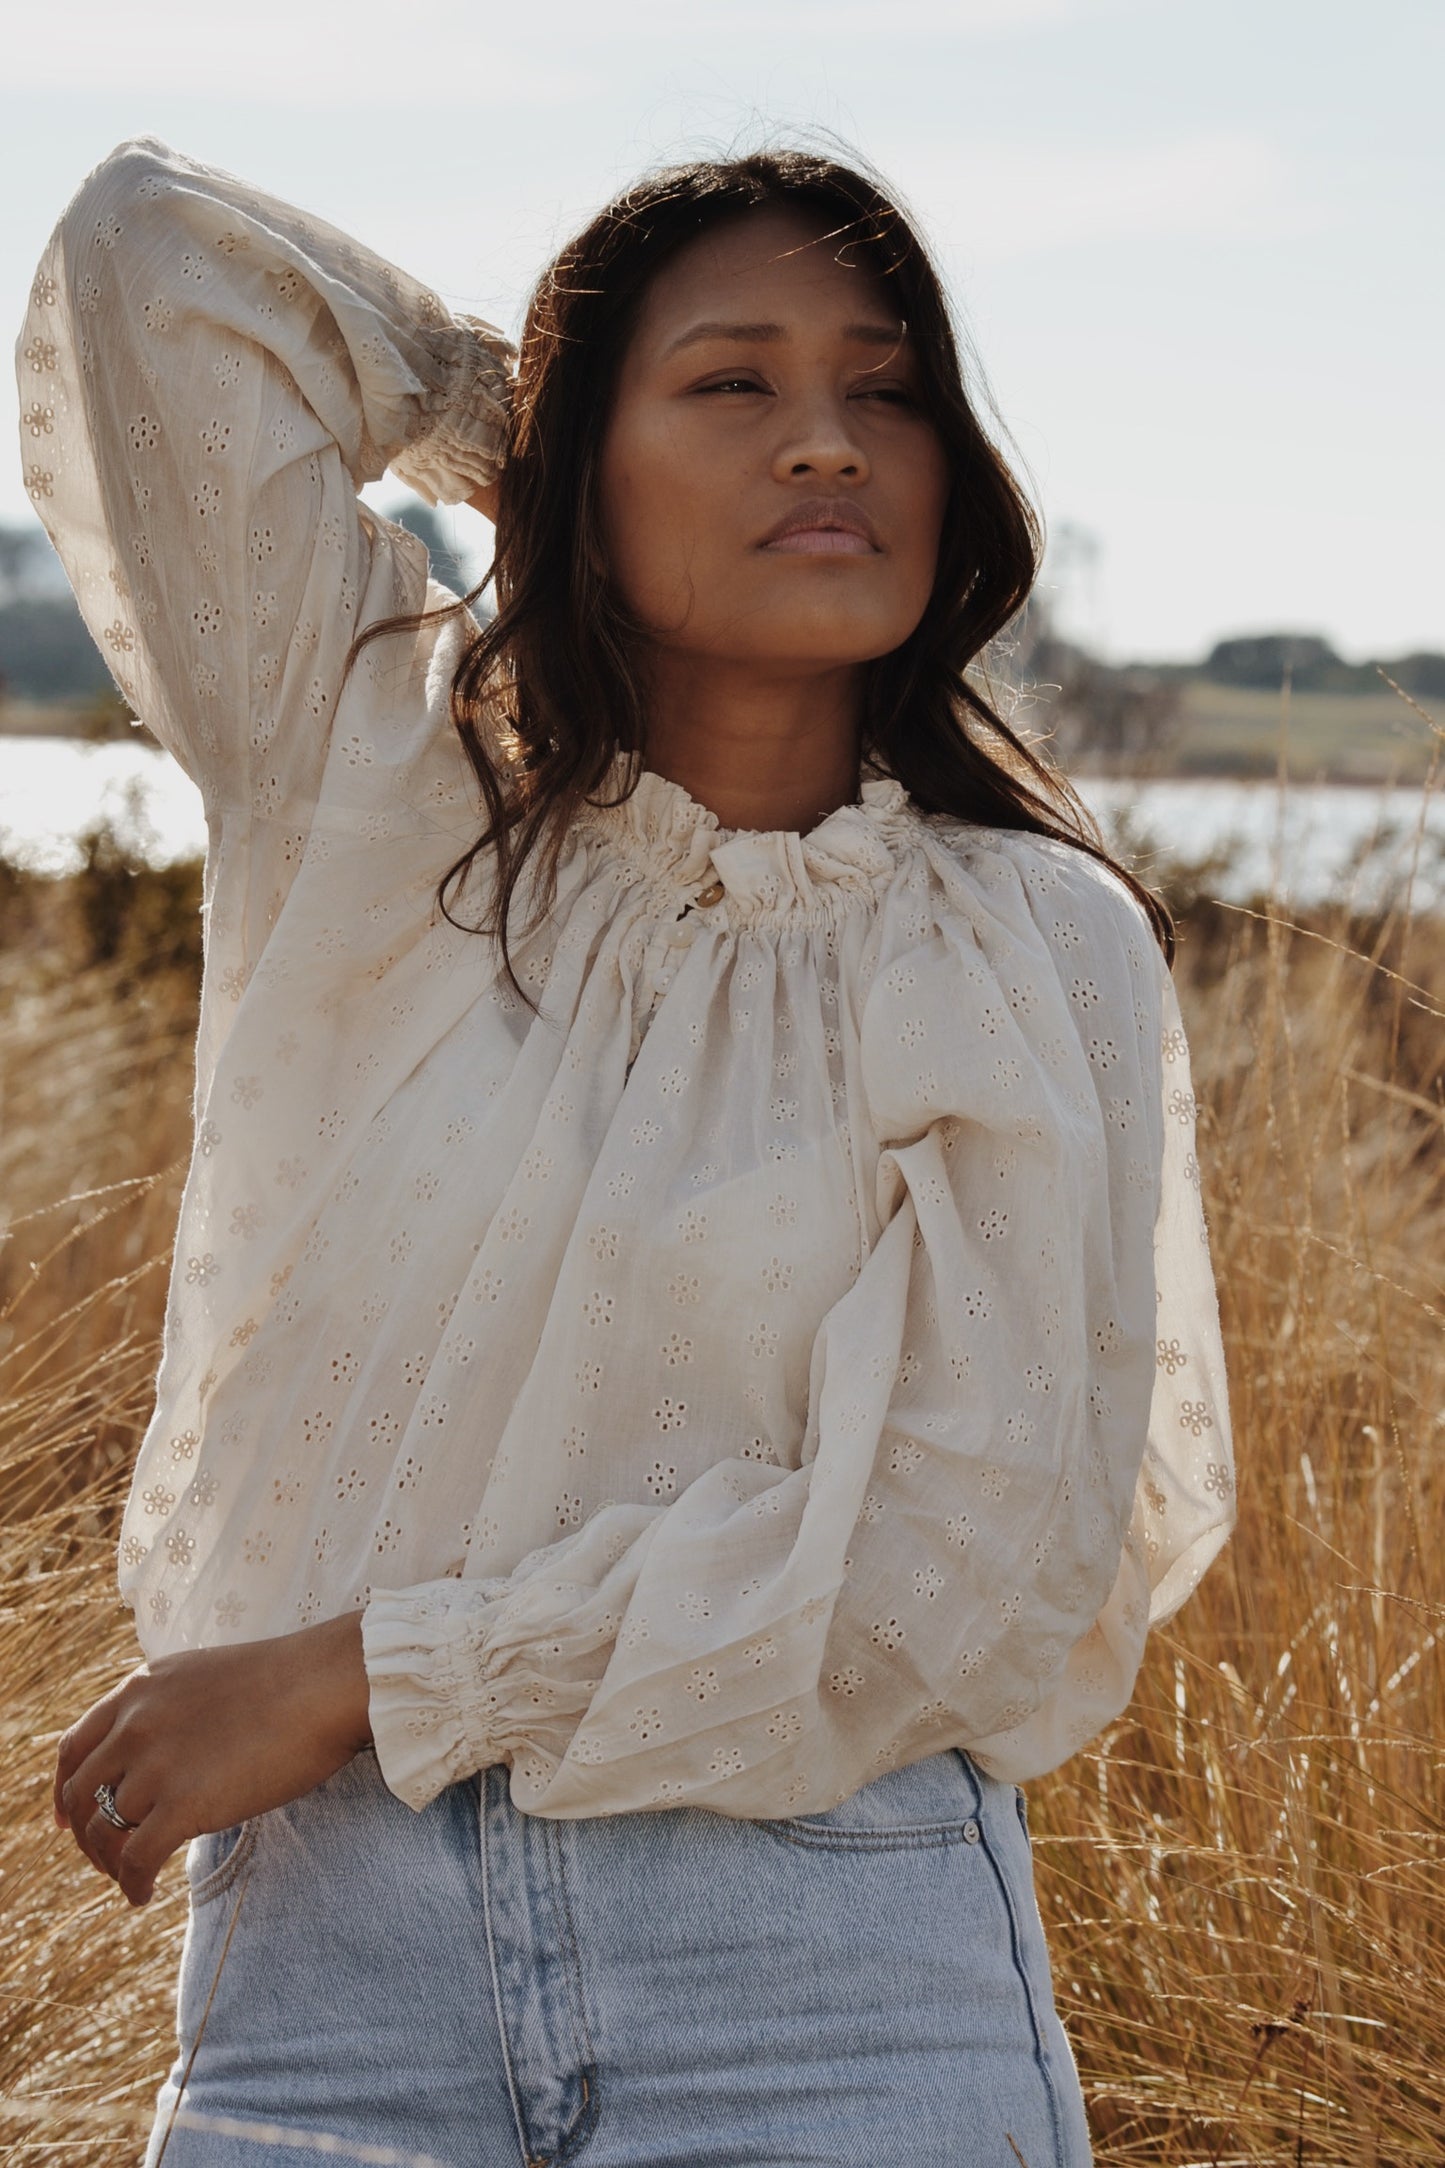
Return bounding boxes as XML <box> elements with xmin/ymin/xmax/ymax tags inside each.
<box><xmin>54</xmin><ymin>1612</ymin><xmax>373</xmax><ymax>1907</ymax></box>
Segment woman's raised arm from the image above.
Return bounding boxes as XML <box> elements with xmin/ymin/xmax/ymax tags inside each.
<box><xmin>16</xmin><ymin>136</ymin><xmax>512</xmax><ymax>811</ymax></box>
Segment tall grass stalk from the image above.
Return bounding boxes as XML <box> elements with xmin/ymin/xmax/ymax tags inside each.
<box><xmin>1</xmin><ymin>818</ymin><xmax>1440</xmax><ymax>2164</ymax></box>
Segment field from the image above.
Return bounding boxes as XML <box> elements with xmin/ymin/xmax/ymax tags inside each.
<box><xmin>1164</xmin><ymin>680</ymin><xmax>1437</xmax><ymax>785</ymax></box>
<box><xmin>0</xmin><ymin>794</ymin><xmax>1442</xmax><ymax>2165</ymax></box>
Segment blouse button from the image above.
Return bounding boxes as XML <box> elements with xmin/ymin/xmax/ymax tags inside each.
<box><xmin>962</xmin><ymin>1819</ymin><xmax>982</xmax><ymax>1844</ymax></box>
<box><xmin>694</xmin><ymin>878</ymin><xmax>725</xmax><ymax>908</ymax></box>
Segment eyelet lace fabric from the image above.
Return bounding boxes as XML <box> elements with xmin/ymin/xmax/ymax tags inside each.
<box><xmin>19</xmin><ymin>137</ymin><xmax>1234</xmax><ymax>1820</ymax></box>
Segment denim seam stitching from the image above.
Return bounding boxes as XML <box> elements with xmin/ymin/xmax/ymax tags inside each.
<box><xmin>543</xmin><ymin>1818</ymin><xmax>602</xmax><ymax>2164</ymax></box>
<box><xmin>752</xmin><ymin>1818</ymin><xmax>976</xmax><ymax>1853</ymax></box>
<box><xmin>478</xmin><ymin>1768</ymin><xmax>539</xmax><ymax>2168</ymax></box>
<box><xmin>186</xmin><ymin>1817</ymin><xmax>259</xmax><ymax>1907</ymax></box>
<box><xmin>975</xmin><ymin>1814</ymin><xmax>1071</xmax><ymax>2166</ymax></box>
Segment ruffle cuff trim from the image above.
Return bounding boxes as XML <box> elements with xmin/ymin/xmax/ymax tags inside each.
<box><xmin>362</xmin><ymin>1578</ymin><xmax>513</xmax><ymax>1811</ymax></box>
<box><xmin>389</xmin><ymin>314</ymin><xmax>514</xmax><ymax>508</ymax></box>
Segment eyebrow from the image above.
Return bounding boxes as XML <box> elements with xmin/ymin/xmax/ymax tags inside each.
<box><xmin>662</xmin><ymin>318</ymin><xmax>906</xmax><ymax>358</ymax></box>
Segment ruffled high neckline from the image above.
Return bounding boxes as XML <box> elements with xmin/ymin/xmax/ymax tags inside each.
<box><xmin>573</xmin><ymin>747</ymin><xmax>917</xmax><ymax>927</ymax></box>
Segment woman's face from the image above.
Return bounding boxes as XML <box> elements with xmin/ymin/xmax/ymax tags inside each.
<box><xmin>597</xmin><ymin>207</ymin><xmax>951</xmax><ymax>678</ymax></box>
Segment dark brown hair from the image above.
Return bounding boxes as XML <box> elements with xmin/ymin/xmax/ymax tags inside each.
<box><xmin>354</xmin><ymin>144</ymin><xmax>1173</xmax><ymax>1007</ymax></box>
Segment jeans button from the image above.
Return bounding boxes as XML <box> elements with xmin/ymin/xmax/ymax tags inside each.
<box><xmin>962</xmin><ymin>1818</ymin><xmax>981</xmax><ymax>1844</ymax></box>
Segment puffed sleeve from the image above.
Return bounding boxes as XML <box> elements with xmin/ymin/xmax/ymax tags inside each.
<box><xmin>15</xmin><ymin>135</ymin><xmax>512</xmax><ymax>809</ymax></box>
<box><xmin>362</xmin><ymin>839</ymin><xmax>1235</xmax><ymax>1817</ymax></box>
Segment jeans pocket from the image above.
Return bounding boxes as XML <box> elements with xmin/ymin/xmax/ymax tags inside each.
<box><xmin>758</xmin><ymin>1746</ymin><xmax>985</xmax><ymax>1852</ymax></box>
<box><xmin>184</xmin><ymin>1816</ymin><xmax>259</xmax><ymax>1907</ymax></box>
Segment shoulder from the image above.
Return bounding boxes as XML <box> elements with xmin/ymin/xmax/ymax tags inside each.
<box><xmin>920</xmin><ymin>813</ymin><xmax>1159</xmax><ymax>963</ymax></box>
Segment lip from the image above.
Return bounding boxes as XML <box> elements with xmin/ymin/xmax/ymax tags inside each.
<box><xmin>757</xmin><ymin>497</ymin><xmax>882</xmax><ymax>554</ymax></box>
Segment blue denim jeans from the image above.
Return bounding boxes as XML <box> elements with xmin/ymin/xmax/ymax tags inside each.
<box><xmin>142</xmin><ymin>1742</ymin><xmax>1092</xmax><ymax>2167</ymax></box>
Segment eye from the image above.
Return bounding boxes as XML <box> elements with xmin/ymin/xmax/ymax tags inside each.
<box><xmin>696</xmin><ymin>375</ymin><xmax>769</xmax><ymax>396</ymax></box>
<box><xmin>854</xmin><ymin>385</ymin><xmax>916</xmax><ymax>407</ymax></box>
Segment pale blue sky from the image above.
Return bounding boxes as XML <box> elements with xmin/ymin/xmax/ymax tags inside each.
<box><xmin>5</xmin><ymin>0</ymin><xmax>1441</xmax><ymax>663</ymax></box>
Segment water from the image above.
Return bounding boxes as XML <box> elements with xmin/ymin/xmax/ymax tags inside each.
<box><xmin>2</xmin><ymin>735</ymin><xmax>1442</xmax><ymax>913</ymax></box>
<box><xmin>2</xmin><ymin>735</ymin><xmax>208</xmax><ymax>877</ymax></box>
<box><xmin>1079</xmin><ymin>774</ymin><xmax>1445</xmax><ymax>911</ymax></box>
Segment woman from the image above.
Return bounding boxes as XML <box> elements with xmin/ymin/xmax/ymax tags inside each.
<box><xmin>23</xmin><ymin>135</ymin><xmax>1233</xmax><ymax>2167</ymax></box>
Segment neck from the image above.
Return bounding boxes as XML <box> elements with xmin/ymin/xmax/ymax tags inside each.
<box><xmin>635</xmin><ymin>652</ymin><xmax>865</xmax><ymax>836</ymax></box>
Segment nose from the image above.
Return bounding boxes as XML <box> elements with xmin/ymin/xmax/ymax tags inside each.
<box><xmin>771</xmin><ymin>390</ymin><xmax>870</xmax><ymax>486</ymax></box>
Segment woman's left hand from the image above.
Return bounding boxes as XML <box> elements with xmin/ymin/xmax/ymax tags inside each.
<box><xmin>53</xmin><ymin>1611</ymin><xmax>374</xmax><ymax>1909</ymax></box>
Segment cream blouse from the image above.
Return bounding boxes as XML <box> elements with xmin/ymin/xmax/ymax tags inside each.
<box><xmin>20</xmin><ymin>138</ymin><xmax>1234</xmax><ymax>1821</ymax></box>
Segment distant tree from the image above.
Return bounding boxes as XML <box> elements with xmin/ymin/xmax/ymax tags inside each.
<box><xmin>1202</xmin><ymin>631</ymin><xmax>1445</xmax><ymax>697</ymax></box>
<box><xmin>0</xmin><ymin>521</ymin><xmax>70</xmax><ymax>605</ymax></box>
<box><xmin>0</xmin><ymin>502</ymin><xmax>499</xmax><ymax>717</ymax></box>
<box><xmin>1378</xmin><ymin>651</ymin><xmax>1445</xmax><ymax>699</ymax></box>
<box><xmin>1204</xmin><ymin>633</ymin><xmax>1341</xmax><ymax>686</ymax></box>
<box><xmin>0</xmin><ymin>596</ymin><xmax>112</xmax><ymax>703</ymax></box>
<box><xmin>0</xmin><ymin>520</ymin><xmax>111</xmax><ymax>702</ymax></box>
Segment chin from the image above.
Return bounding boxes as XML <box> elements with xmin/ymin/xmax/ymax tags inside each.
<box><xmin>756</xmin><ymin>624</ymin><xmax>916</xmax><ymax>671</ymax></box>
<box><xmin>720</xmin><ymin>597</ymin><xmax>919</xmax><ymax>669</ymax></box>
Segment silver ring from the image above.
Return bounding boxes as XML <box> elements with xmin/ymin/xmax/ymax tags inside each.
<box><xmin>93</xmin><ymin>1781</ymin><xmax>140</xmax><ymax>1833</ymax></box>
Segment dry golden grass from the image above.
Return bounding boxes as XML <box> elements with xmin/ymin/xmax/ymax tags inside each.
<box><xmin>1031</xmin><ymin>886</ymin><xmax>1444</xmax><ymax>2166</ymax></box>
<box><xmin>0</xmin><ymin>813</ymin><xmax>1441</xmax><ymax>2165</ymax></box>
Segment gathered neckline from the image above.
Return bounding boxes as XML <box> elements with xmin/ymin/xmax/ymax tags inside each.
<box><xmin>571</xmin><ymin>747</ymin><xmax>920</xmax><ymax>928</ymax></box>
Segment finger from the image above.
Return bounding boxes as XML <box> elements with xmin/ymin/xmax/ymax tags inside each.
<box><xmin>81</xmin><ymin>1767</ymin><xmax>148</xmax><ymax>1866</ymax></box>
<box><xmin>81</xmin><ymin>1806</ymin><xmax>132</xmax><ymax>1884</ymax></box>
<box><xmin>62</xmin><ymin>1772</ymin><xmax>107</xmax><ymax>1874</ymax></box>
<box><xmin>54</xmin><ymin>1698</ymin><xmax>120</xmax><ymax>1830</ymax></box>
<box><xmin>61</xmin><ymin>1758</ymin><xmax>99</xmax><ymax>1863</ymax></box>
<box><xmin>115</xmin><ymin>1813</ymin><xmax>181</xmax><ymax>1909</ymax></box>
<box><xmin>64</xmin><ymin>1749</ymin><xmax>145</xmax><ymax>1875</ymax></box>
